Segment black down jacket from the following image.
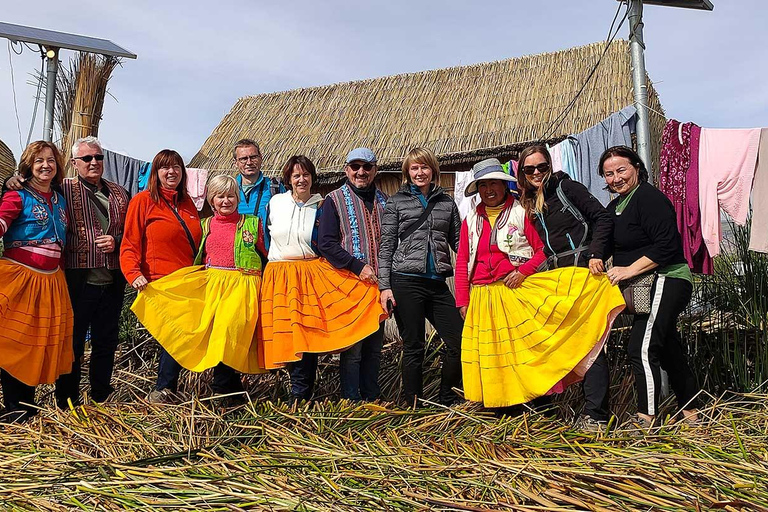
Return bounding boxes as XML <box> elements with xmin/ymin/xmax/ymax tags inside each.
<box><xmin>378</xmin><ymin>184</ymin><xmax>461</xmax><ymax>290</ymax></box>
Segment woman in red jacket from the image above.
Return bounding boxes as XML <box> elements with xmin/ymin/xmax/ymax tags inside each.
<box><xmin>120</xmin><ymin>149</ymin><xmax>202</xmax><ymax>404</ymax></box>
<box><xmin>455</xmin><ymin>158</ymin><xmax>624</xmax><ymax>410</ymax></box>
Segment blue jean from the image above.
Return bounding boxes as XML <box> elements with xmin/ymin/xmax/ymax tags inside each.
<box><xmin>339</xmin><ymin>323</ymin><xmax>385</xmax><ymax>400</ymax></box>
<box><xmin>289</xmin><ymin>352</ymin><xmax>318</xmax><ymax>400</ymax></box>
<box><xmin>156</xmin><ymin>347</ymin><xmax>182</xmax><ymax>392</ymax></box>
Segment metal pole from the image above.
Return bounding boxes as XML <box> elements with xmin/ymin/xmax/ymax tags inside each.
<box><xmin>628</xmin><ymin>0</ymin><xmax>653</xmax><ymax>176</ymax></box>
<box><xmin>42</xmin><ymin>47</ymin><xmax>59</xmax><ymax>142</ymax></box>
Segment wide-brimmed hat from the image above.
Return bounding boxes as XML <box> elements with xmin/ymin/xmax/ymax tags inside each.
<box><xmin>464</xmin><ymin>158</ymin><xmax>516</xmax><ymax>197</ymax></box>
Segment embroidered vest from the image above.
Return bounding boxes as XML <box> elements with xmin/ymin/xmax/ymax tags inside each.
<box><xmin>194</xmin><ymin>214</ymin><xmax>263</xmax><ymax>274</ymax></box>
<box><xmin>62</xmin><ymin>178</ymin><xmax>130</xmax><ymax>270</ymax></box>
<box><xmin>465</xmin><ymin>198</ymin><xmax>532</xmax><ymax>280</ymax></box>
<box><xmin>3</xmin><ymin>187</ymin><xmax>67</xmax><ymax>249</ymax></box>
<box><xmin>326</xmin><ymin>183</ymin><xmax>387</xmax><ymax>272</ymax></box>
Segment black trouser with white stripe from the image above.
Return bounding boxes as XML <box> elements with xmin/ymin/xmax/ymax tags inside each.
<box><xmin>627</xmin><ymin>275</ymin><xmax>699</xmax><ymax>416</ymax></box>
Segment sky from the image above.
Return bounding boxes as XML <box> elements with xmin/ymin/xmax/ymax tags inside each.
<box><xmin>0</xmin><ymin>0</ymin><xmax>766</xmax><ymax>164</ymax></box>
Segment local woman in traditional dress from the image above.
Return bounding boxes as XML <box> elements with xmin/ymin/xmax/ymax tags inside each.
<box><xmin>455</xmin><ymin>158</ymin><xmax>625</xmax><ymax>408</ymax></box>
<box><xmin>129</xmin><ymin>174</ymin><xmax>268</xmax><ymax>402</ymax></box>
<box><xmin>260</xmin><ymin>155</ymin><xmax>386</xmax><ymax>401</ymax></box>
<box><xmin>0</xmin><ymin>141</ymin><xmax>74</xmax><ymax>422</ymax></box>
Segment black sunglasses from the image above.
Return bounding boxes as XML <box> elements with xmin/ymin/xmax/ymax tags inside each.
<box><xmin>74</xmin><ymin>154</ymin><xmax>105</xmax><ymax>163</ymax></box>
<box><xmin>348</xmin><ymin>162</ymin><xmax>374</xmax><ymax>172</ymax></box>
<box><xmin>522</xmin><ymin>163</ymin><xmax>550</xmax><ymax>175</ymax></box>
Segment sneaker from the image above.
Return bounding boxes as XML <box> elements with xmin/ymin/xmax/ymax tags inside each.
<box><xmin>147</xmin><ymin>389</ymin><xmax>176</xmax><ymax>405</ymax></box>
<box><xmin>624</xmin><ymin>414</ymin><xmax>657</xmax><ymax>436</ymax></box>
<box><xmin>574</xmin><ymin>414</ymin><xmax>607</xmax><ymax>433</ymax></box>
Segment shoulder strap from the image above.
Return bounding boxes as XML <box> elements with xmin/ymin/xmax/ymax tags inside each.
<box><xmin>162</xmin><ymin>197</ymin><xmax>197</xmax><ymax>258</ymax></box>
<box><xmin>82</xmin><ymin>183</ymin><xmax>110</xmax><ymax>218</ymax></box>
<box><xmin>399</xmin><ymin>197</ymin><xmax>438</xmax><ymax>242</ymax></box>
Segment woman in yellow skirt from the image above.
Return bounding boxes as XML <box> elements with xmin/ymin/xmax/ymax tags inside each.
<box><xmin>130</xmin><ymin>175</ymin><xmax>267</xmax><ymax>401</ymax></box>
<box><xmin>261</xmin><ymin>156</ymin><xmax>386</xmax><ymax>401</ymax></box>
<box><xmin>0</xmin><ymin>141</ymin><xmax>74</xmax><ymax>422</ymax></box>
<box><xmin>454</xmin><ymin>159</ymin><xmax>625</xmax><ymax>408</ymax></box>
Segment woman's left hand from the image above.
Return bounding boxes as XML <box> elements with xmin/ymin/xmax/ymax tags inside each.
<box><xmin>607</xmin><ymin>266</ymin><xmax>634</xmax><ymax>285</ymax></box>
<box><xmin>503</xmin><ymin>270</ymin><xmax>526</xmax><ymax>289</ymax></box>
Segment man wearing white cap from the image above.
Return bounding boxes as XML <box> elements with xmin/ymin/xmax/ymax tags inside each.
<box><xmin>318</xmin><ymin>148</ymin><xmax>388</xmax><ymax>400</ymax></box>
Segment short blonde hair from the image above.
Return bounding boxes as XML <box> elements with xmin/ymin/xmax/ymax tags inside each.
<box><xmin>402</xmin><ymin>147</ymin><xmax>440</xmax><ymax>187</ymax></box>
<box><xmin>206</xmin><ymin>174</ymin><xmax>239</xmax><ymax>206</ymax></box>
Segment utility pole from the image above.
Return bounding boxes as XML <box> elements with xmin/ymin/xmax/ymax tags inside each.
<box><xmin>628</xmin><ymin>0</ymin><xmax>652</xmax><ymax>174</ymax></box>
<box><xmin>42</xmin><ymin>48</ymin><xmax>59</xmax><ymax>142</ymax></box>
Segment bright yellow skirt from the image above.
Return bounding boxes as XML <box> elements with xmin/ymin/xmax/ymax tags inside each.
<box><xmin>131</xmin><ymin>265</ymin><xmax>266</xmax><ymax>374</ymax></box>
<box><xmin>462</xmin><ymin>267</ymin><xmax>625</xmax><ymax>408</ymax></box>
<box><xmin>0</xmin><ymin>258</ymin><xmax>74</xmax><ymax>386</ymax></box>
<box><xmin>260</xmin><ymin>258</ymin><xmax>387</xmax><ymax>369</ymax></box>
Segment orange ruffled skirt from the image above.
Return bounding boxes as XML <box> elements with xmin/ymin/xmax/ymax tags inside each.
<box><xmin>131</xmin><ymin>265</ymin><xmax>266</xmax><ymax>374</ymax></box>
<box><xmin>0</xmin><ymin>258</ymin><xmax>74</xmax><ymax>386</ymax></box>
<box><xmin>260</xmin><ymin>258</ymin><xmax>387</xmax><ymax>369</ymax></box>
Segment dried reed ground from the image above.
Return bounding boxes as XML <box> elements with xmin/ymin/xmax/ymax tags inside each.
<box><xmin>1</xmin><ymin>315</ymin><xmax>767</xmax><ymax>511</ymax></box>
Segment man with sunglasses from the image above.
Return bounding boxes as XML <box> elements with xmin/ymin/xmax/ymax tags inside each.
<box><xmin>319</xmin><ymin>147</ymin><xmax>388</xmax><ymax>401</ymax></box>
<box><xmin>6</xmin><ymin>136</ymin><xmax>130</xmax><ymax>407</ymax></box>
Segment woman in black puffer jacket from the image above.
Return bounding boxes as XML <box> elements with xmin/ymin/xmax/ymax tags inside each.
<box><xmin>518</xmin><ymin>144</ymin><xmax>614</xmax><ymax>431</ymax></box>
<box><xmin>378</xmin><ymin>147</ymin><xmax>463</xmax><ymax>407</ymax></box>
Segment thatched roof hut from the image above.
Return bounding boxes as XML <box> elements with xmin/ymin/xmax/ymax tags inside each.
<box><xmin>0</xmin><ymin>138</ymin><xmax>16</xmax><ymax>189</ymax></box>
<box><xmin>190</xmin><ymin>40</ymin><xmax>665</xmax><ymax>195</ymax></box>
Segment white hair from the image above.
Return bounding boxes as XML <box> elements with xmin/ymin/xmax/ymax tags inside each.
<box><xmin>72</xmin><ymin>136</ymin><xmax>103</xmax><ymax>158</ymax></box>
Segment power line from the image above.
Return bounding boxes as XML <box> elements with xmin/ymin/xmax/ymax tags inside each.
<box><xmin>6</xmin><ymin>40</ymin><xmax>24</xmax><ymax>150</ymax></box>
<box><xmin>539</xmin><ymin>0</ymin><xmax>631</xmax><ymax>141</ymax></box>
<box><xmin>25</xmin><ymin>46</ymin><xmax>46</xmax><ymax>146</ymax></box>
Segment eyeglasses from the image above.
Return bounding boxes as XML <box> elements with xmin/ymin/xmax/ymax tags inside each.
<box><xmin>522</xmin><ymin>163</ymin><xmax>550</xmax><ymax>175</ymax></box>
<box><xmin>74</xmin><ymin>154</ymin><xmax>105</xmax><ymax>163</ymax></box>
<box><xmin>348</xmin><ymin>162</ymin><xmax>374</xmax><ymax>172</ymax></box>
<box><xmin>236</xmin><ymin>155</ymin><xmax>262</xmax><ymax>164</ymax></box>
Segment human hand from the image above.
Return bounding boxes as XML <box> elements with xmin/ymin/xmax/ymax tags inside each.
<box><xmin>359</xmin><ymin>264</ymin><xmax>378</xmax><ymax>284</ymax></box>
<box><xmin>5</xmin><ymin>175</ymin><xmax>24</xmax><ymax>190</ymax></box>
<box><xmin>589</xmin><ymin>258</ymin><xmax>605</xmax><ymax>275</ymax></box>
<box><xmin>380</xmin><ymin>289</ymin><xmax>396</xmax><ymax>314</ymax></box>
<box><xmin>459</xmin><ymin>306</ymin><xmax>467</xmax><ymax>320</ymax></box>
<box><xmin>606</xmin><ymin>266</ymin><xmax>634</xmax><ymax>285</ymax></box>
<box><xmin>131</xmin><ymin>275</ymin><xmax>148</xmax><ymax>291</ymax></box>
<box><xmin>503</xmin><ymin>270</ymin><xmax>526</xmax><ymax>289</ymax></box>
<box><xmin>95</xmin><ymin>234</ymin><xmax>116</xmax><ymax>253</ymax></box>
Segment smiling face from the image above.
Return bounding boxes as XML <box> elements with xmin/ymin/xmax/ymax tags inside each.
<box><xmin>31</xmin><ymin>147</ymin><xmax>58</xmax><ymax>189</ymax></box>
<box><xmin>602</xmin><ymin>155</ymin><xmax>640</xmax><ymax>196</ymax></box>
<box><xmin>290</xmin><ymin>164</ymin><xmax>313</xmax><ymax>197</ymax></box>
<box><xmin>72</xmin><ymin>143</ymin><xmax>104</xmax><ymax>185</ymax></box>
<box><xmin>477</xmin><ymin>179</ymin><xmax>507</xmax><ymax>207</ymax></box>
<box><xmin>408</xmin><ymin>161</ymin><xmax>433</xmax><ymax>190</ymax></box>
<box><xmin>212</xmin><ymin>190</ymin><xmax>238</xmax><ymax>216</ymax></box>
<box><xmin>521</xmin><ymin>151</ymin><xmax>551</xmax><ymax>190</ymax></box>
<box><xmin>158</xmin><ymin>163</ymin><xmax>182</xmax><ymax>190</ymax></box>
<box><xmin>345</xmin><ymin>160</ymin><xmax>377</xmax><ymax>189</ymax></box>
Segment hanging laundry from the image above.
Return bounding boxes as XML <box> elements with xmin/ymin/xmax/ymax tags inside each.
<box><xmin>749</xmin><ymin>128</ymin><xmax>768</xmax><ymax>253</ymax></box>
<box><xmin>454</xmin><ymin>170</ymin><xmax>477</xmax><ymax>220</ymax></box>
<box><xmin>102</xmin><ymin>149</ymin><xmax>150</xmax><ymax>197</ymax></box>
<box><xmin>559</xmin><ymin>138</ymin><xmax>579</xmax><ymax>180</ymax></box>
<box><xmin>548</xmin><ymin>142</ymin><xmax>563</xmax><ymax>173</ymax></box>
<box><xmin>137</xmin><ymin>161</ymin><xmax>151</xmax><ymax>192</ymax></box>
<box><xmin>501</xmin><ymin>160</ymin><xmax>520</xmax><ymax>197</ymax></box>
<box><xmin>572</xmin><ymin>105</ymin><xmax>637</xmax><ymax>206</ymax></box>
<box><xmin>185</xmin><ymin>167</ymin><xmax>209</xmax><ymax>211</ymax></box>
<box><xmin>658</xmin><ymin>119</ymin><xmax>712</xmax><ymax>274</ymax></box>
<box><xmin>698</xmin><ymin>128</ymin><xmax>761</xmax><ymax>258</ymax></box>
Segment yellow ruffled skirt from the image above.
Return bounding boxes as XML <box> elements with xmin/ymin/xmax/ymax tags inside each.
<box><xmin>0</xmin><ymin>258</ymin><xmax>74</xmax><ymax>386</ymax></box>
<box><xmin>260</xmin><ymin>258</ymin><xmax>387</xmax><ymax>369</ymax></box>
<box><xmin>462</xmin><ymin>266</ymin><xmax>625</xmax><ymax>408</ymax></box>
<box><xmin>131</xmin><ymin>265</ymin><xmax>266</xmax><ymax>374</ymax></box>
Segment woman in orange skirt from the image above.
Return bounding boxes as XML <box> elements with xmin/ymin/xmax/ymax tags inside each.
<box><xmin>261</xmin><ymin>156</ymin><xmax>386</xmax><ymax>400</ymax></box>
<box><xmin>0</xmin><ymin>141</ymin><xmax>74</xmax><ymax>422</ymax></box>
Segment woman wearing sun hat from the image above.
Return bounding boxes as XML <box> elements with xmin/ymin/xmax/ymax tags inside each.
<box><xmin>455</xmin><ymin>158</ymin><xmax>625</xmax><ymax>409</ymax></box>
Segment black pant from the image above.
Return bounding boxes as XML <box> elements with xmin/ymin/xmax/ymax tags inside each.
<box><xmin>391</xmin><ymin>275</ymin><xmax>463</xmax><ymax>405</ymax></box>
<box><xmin>156</xmin><ymin>349</ymin><xmax>243</xmax><ymax>395</ymax></box>
<box><xmin>582</xmin><ymin>349</ymin><xmax>610</xmax><ymax>422</ymax></box>
<box><xmin>0</xmin><ymin>370</ymin><xmax>37</xmax><ymax>420</ymax></box>
<box><xmin>55</xmin><ymin>269</ymin><xmax>125</xmax><ymax>408</ymax></box>
<box><xmin>340</xmin><ymin>323</ymin><xmax>385</xmax><ymax>400</ymax></box>
<box><xmin>628</xmin><ymin>276</ymin><xmax>699</xmax><ymax>416</ymax></box>
<box><xmin>211</xmin><ymin>363</ymin><xmax>244</xmax><ymax>395</ymax></box>
<box><xmin>289</xmin><ymin>353</ymin><xmax>318</xmax><ymax>400</ymax></box>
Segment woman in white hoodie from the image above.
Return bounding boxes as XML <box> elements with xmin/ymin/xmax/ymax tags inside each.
<box><xmin>260</xmin><ymin>156</ymin><xmax>386</xmax><ymax>401</ymax></box>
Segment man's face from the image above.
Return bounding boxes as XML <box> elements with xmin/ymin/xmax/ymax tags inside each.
<box><xmin>234</xmin><ymin>145</ymin><xmax>262</xmax><ymax>180</ymax></box>
<box><xmin>72</xmin><ymin>144</ymin><xmax>104</xmax><ymax>184</ymax></box>
<box><xmin>345</xmin><ymin>160</ymin><xmax>377</xmax><ymax>189</ymax></box>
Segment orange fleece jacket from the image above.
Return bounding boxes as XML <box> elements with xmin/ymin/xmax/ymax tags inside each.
<box><xmin>120</xmin><ymin>188</ymin><xmax>202</xmax><ymax>284</ymax></box>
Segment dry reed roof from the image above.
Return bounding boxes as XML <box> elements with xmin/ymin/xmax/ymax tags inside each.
<box><xmin>190</xmin><ymin>40</ymin><xmax>665</xmax><ymax>175</ymax></box>
<box><xmin>0</xmin><ymin>139</ymin><xmax>16</xmax><ymax>188</ymax></box>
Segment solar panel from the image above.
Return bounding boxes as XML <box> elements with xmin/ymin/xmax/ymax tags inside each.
<box><xmin>0</xmin><ymin>21</ymin><xmax>136</xmax><ymax>59</ymax></box>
